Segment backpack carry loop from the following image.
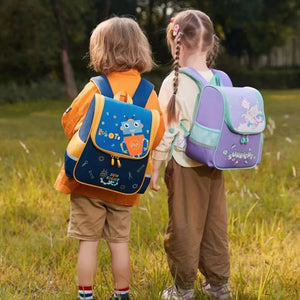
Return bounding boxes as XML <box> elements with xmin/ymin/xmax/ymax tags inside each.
<box><xmin>91</xmin><ymin>75</ymin><xmax>154</xmax><ymax>108</ymax></box>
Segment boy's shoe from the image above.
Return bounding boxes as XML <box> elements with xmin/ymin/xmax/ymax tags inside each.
<box><xmin>77</xmin><ymin>296</ymin><xmax>98</xmax><ymax>300</ymax></box>
<box><xmin>109</xmin><ymin>294</ymin><xmax>130</xmax><ymax>300</ymax></box>
<box><xmin>201</xmin><ymin>282</ymin><xmax>232</xmax><ymax>300</ymax></box>
<box><xmin>161</xmin><ymin>285</ymin><xmax>194</xmax><ymax>300</ymax></box>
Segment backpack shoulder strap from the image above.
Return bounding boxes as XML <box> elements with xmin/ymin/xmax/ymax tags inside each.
<box><xmin>211</xmin><ymin>69</ymin><xmax>233</xmax><ymax>87</ymax></box>
<box><xmin>132</xmin><ymin>78</ymin><xmax>154</xmax><ymax>108</ymax></box>
<box><xmin>179</xmin><ymin>67</ymin><xmax>206</xmax><ymax>89</ymax></box>
<box><xmin>90</xmin><ymin>76</ymin><xmax>153</xmax><ymax>108</ymax></box>
<box><xmin>90</xmin><ymin>75</ymin><xmax>114</xmax><ymax>97</ymax></box>
<box><xmin>180</xmin><ymin>67</ymin><xmax>233</xmax><ymax>87</ymax></box>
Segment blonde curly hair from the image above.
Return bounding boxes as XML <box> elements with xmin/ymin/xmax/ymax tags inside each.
<box><xmin>89</xmin><ymin>17</ymin><xmax>154</xmax><ymax>74</ymax></box>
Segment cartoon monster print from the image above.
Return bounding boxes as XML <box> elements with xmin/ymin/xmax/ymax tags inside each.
<box><xmin>120</xmin><ymin>114</ymin><xmax>149</xmax><ymax>156</ymax></box>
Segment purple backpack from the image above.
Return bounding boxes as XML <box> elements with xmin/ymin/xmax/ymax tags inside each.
<box><xmin>180</xmin><ymin>67</ymin><xmax>266</xmax><ymax>169</ymax></box>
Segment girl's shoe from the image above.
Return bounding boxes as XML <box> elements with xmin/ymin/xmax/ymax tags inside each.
<box><xmin>161</xmin><ymin>285</ymin><xmax>194</xmax><ymax>300</ymax></box>
<box><xmin>201</xmin><ymin>282</ymin><xmax>232</xmax><ymax>300</ymax></box>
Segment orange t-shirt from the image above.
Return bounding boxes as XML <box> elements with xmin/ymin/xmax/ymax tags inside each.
<box><xmin>54</xmin><ymin>69</ymin><xmax>165</xmax><ymax>206</ymax></box>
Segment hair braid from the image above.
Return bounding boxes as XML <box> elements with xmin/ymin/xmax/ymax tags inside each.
<box><xmin>206</xmin><ymin>34</ymin><xmax>219</xmax><ymax>68</ymax></box>
<box><xmin>167</xmin><ymin>32</ymin><xmax>182</xmax><ymax>125</ymax></box>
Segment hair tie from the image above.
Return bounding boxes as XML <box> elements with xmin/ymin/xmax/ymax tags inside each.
<box><xmin>168</xmin><ymin>17</ymin><xmax>180</xmax><ymax>37</ymax></box>
<box><xmin>172</xmin><ymin>24</ymin><xmax>180</xmax><ymax>37</ymax></box>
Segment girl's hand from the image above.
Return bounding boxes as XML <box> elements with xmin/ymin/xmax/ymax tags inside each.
<box><xmin>150</xmin><ymin>158</ymin><xmax>164</xmax><ymax>191</ymax></box>
<box><xmin>150</xmin><ymin>170</ymin><xmax>161</xmax><ymax>191</ymax></box>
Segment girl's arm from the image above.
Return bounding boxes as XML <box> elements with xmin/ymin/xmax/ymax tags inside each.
<box><xmin>150</xmin><ymin>74</ymin><xmax>179</xmax><ymax>191</ymax></box>
<box><xmin>149</xmin><ymin>158</ymin><xmax>164</xmax><ymax>191</ymax></box>
<box><xmin>144</xmin><ymin>89</ymin><xmax>165</xmax><ymax>149</ymax></box>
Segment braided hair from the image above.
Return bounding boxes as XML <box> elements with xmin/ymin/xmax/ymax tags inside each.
<box><xmin>167</xmin><ymin>31</ymin><xmax>183</xmax><ymax>125</ymax></box>
<box><xmin>166</xmin><ymin>10</ymin><xmax>219</xmax><ymax>124</ymax></box>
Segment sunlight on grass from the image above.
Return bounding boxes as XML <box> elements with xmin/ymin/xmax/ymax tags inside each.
<box><xmin>0</xmin><ymin>92</ymin><xmax>300</xmax><ymax>299</ymax></box>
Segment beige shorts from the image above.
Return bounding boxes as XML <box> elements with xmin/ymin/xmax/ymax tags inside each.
<box><xmin>68</xmin><ymin>194</ymin><xmax>132</xmax><ymax>242</ymax></box>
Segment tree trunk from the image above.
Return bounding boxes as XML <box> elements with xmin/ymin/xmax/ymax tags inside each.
<box><xmin>61</xmin><ymin>49</ymin><xmax>78</xmax><ymax>99</ymax></box>
<box><xmin>51</xmin><ymin>0</ymin><xmax>78</xmax><ymax>98</ymax></box>
<box><xmin>146</xmin><ymin>0</ymin><xmax>154</xmax><ymax>40</ymax></box>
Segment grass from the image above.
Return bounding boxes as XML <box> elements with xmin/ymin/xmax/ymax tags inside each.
<box><xmin>0</xmin><ymin>89</ymin><xmax>299</xmax><ymax>299</ymax></box>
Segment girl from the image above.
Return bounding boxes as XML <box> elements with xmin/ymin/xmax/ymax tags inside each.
<box><xmin>150</xmin><ymin>10</ymin><xmax>232</xmax><ymax>300</ymax></box>
<box><xmin>54</xmin><ymin>17</ymin><xmax>164</xmax><ymax>300</ymax></box>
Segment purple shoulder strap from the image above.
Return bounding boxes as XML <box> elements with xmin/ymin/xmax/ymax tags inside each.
<box><xmin>180</xmin><ymin>67</ymin><xmax>233</xmax><ymax>87</ymax></box>
<box><xmin>212</xmin><ymin>69</ymin><xmax>233</xmax><ymax>87</ymax></box>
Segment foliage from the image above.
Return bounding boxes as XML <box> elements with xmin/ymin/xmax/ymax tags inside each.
<box><xmin>229</xmin><ymin>69</ymin><xmax>300</xmax><ymax>89</ymax></box>
<box><xmin>0</xmin><ymin>79</ymin><xmax>66</xmax><ymax>104</ymax></box>
<box><xmin>0</xmin><ymin>0</ymin><xmax>95</xmax><ymax>83</ymax></box>
<box><xmin>0</xmin><ymin>0</ymin><xmax>60</xmax><ymax>82</ymax></box>
<box><xmin>0</xmin><ymin>90</ymin><xmax>300</xmax><ymax>299</ymax></box>
<box><xmin>1</xmin><ymin>65</ymin><xmax>300</xmax><ymax>104</ymax></box>
<box><xmin>207</xmin><ymin>0</ymin><xmax>300</xmax><ymax>68</ymax></box>
<box><xmin>1</xmin><ymin>0</ymin><xmax>300</xmax><ymax>86</ymax></box>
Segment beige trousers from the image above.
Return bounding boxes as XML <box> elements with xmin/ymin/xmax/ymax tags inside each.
<box><xmin>164</xmin><ymin>158</ymin><xmax>230</xmax><ymax>290</ymax></box>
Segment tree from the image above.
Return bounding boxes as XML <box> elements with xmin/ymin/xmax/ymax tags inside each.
<box><xmin>208</xmin><ymin>0</ymin><xmax>300</xmax><ymax>69</ymax></box>
<box><xmin>0</xmin><ymin>0</ymin><xmax>60</xmax><ymax>82</ymax></box>
<box><xmin>51</xmin><ymin>0</ymin><xmax>78</xmax><ymax>98</ymax></box>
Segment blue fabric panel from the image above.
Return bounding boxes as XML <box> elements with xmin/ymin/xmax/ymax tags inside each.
<box><xmin>74</xmin><ymin>138</ymin><xmax>150</xmax><ymax>194</ymax></box>
<box><xmin>132</xmin><ymin>78</ymin><xmax>153</xmax><ymax>108</ymax></box>
<box><xmin>79</xmin><ymin>96</ymin><xmax>95</xmax><ymax>142</ymax></box>
<box><xmin>93</xmin><ymin>97</ymin><xmax>153</xmax><ymax>157</ymax></box>
<box><xmin>64</xmin><ymin>151</ymin><xmax>77</xmax><ymax>178</ymax></box>
<box><xmin>91</xmin><ymin>75</ymin><xmax>114</xmax><ymax>97</ymax></box>
<box><xmin>138</xmin><ymin>175</ymin><xmax>151</xmax><ymax>194</ymax></box>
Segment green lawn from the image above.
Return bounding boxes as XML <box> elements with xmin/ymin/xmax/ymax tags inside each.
<box><xmin>0</xmin><ymin>90</ymin><xmax>299</xmax><ymax>299</ymax></box>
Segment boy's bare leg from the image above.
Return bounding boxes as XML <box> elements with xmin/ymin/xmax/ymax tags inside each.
<box><xmin>108</xmin><ymin>242</ymin><xmax>131</xmax><ymax>289</ymax></box>
<box><xmin>77</xmin><ymin>240</ymin><xmax>100</xmax><ymax>286</ymax></box>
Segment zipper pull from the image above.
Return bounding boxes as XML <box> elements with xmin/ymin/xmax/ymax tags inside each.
<box><xmin>111</xmin><ymin>156</ymin><xmax>115</xmax><ymax>166</ymax></box>
<box><xmin>116</xmin><ymin>157</ymin><xmax>121</xmax><ymax>168</ymax></box>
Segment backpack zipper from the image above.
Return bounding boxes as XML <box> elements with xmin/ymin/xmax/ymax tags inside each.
<box><xmin>111</xmin><ymin>155</ymin><xmax>121</xmax><ymax>168</ymax></box>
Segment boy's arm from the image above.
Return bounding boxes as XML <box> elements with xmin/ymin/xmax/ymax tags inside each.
<box><xmin>62</xmin><ymin>82</ymin><xmax>98</xmax><ymax>140</ymax></box>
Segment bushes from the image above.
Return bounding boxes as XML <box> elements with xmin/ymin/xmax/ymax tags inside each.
<box><xmin>228</xmin><ymin>69</ymin><xmax>300</xmax><ymax>89</ymax></box>
<box><xmin>145</xmin><ymin>66</ymin><xmax>300</xmax><ymax>92</ymax></box>
<box><xmin>1</xmin><ymin>67</ymin><xmax>299</xmax><ymax>104</ymax></box>
<box><xmin>0</xmin><ymin>80</ymin><xmax>66</xmax><ymax>103</ymax></box>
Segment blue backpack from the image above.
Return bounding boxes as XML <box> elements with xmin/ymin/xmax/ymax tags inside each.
<box><xmin>64</xmin><ymin>76</ymin><xmax>160</xmax><ymax>194</ymax></box>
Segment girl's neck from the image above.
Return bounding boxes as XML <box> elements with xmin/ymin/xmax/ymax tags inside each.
<box><xmin>181</xmin><ymin>51</ymin><xmax>209</xmax><ymax>71</ymax></box>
